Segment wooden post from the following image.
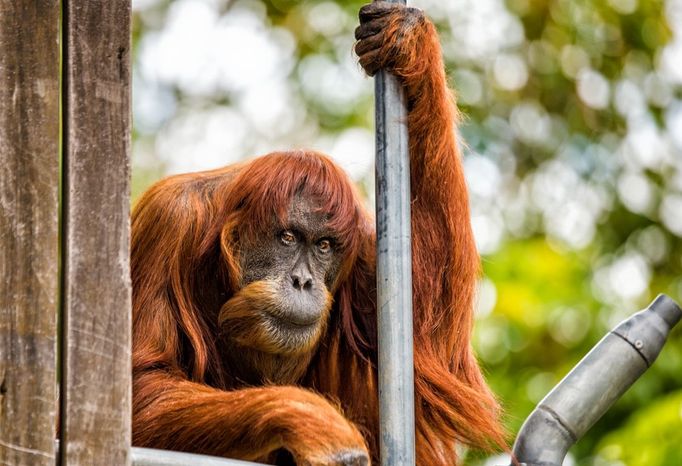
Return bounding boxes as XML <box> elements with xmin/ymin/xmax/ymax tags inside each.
<box><xmin>0</xmin><ymin>1</ymin><xmax>60</xmax><ymax>465</ymax></box>
<box><xmin>60</xmin><ymin>0</ymin><xmax>132</xmax><ymax>464</ymax></box>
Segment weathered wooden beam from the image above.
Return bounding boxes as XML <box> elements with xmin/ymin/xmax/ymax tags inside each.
<box><xmin>60</xmin><ymin>0</ymin><xmax>132</xmax><ymax>464</ymax></box>
<box><xmin>0</xmin><ymin>1</ymin><xmax>60</xmax><ymax>464</ymax></box>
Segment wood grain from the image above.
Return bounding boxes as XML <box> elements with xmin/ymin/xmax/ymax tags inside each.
<box><xmin>60</xmin><ymin>0</ymin><xmax>132</xmax><ymax>464</ymax></box>
<box><xmin>0</xmin><ymin>1</ymin><xmax>60</xmax><ymax>464</ymax></box>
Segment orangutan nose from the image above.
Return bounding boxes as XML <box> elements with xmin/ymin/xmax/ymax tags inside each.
<box><xmin>290</xmin><ymin>254</ymin><xmax>313</xmax><ymax>291</ymax></box>
<box><xmin>291</xmin><ymin>271</ymin><xmax>313</xmax><ymax>291</ymax></box>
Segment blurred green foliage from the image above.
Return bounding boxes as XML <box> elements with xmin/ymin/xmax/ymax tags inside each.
<box><xmin>132</xmin><ymin>0</ymin><xmax>682</xmax><ymax>464</ymax></box>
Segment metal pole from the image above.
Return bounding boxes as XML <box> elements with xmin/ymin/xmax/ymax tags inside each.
<box><xmin>132</xmin><ymin>448</ymin><xmax>264</xmax><ymax>466</ymax></box>
<box><xmin>511</xmin><ymin>294</ymin><xmax>682</xmax><ymax>466</ymax></box>
<box><xmin>374</xmin><ymin>0</ymin><xmax>416</xmax><ymax>464</ymax></box>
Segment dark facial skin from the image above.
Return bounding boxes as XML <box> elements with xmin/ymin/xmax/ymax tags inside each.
<box><xmin>216</xmin><ymin>194</ymin><xmax>342</xmax><ymax>386</ymax></box>
<box><xmin>239</xmin><ymin>193</ymin><xmax>342</xmax><ymax>333</ymax></box>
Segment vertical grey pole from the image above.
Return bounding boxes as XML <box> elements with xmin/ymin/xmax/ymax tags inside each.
<box><xmin>374</xmin><ymin>0</ymin><xmax>416</xmax><ymax>464</ymax></box>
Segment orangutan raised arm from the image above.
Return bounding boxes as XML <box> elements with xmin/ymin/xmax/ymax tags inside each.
<box><xmin>312</xmin><ymin>2</ymin><xmax>506</xmax><ymax>464</ymax></box>
<box><xmin>131</xmin><ymin>3</ymin><xmax>504</xmax><ymax>466</ymax></box>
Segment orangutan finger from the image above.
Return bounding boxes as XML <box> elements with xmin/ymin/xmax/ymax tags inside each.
<box><xmin>354</xmin><ymin>33</ymin><xmax>383</xmax><ymax>57</ymax></box>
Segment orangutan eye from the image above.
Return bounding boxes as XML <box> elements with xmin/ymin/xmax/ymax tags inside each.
<box><xmin>280</xmin><ymin>230</ymin><xmax>297</xmax><ymax>246</ymax></box>
<box><xmin>317</xmin><ymin>239</ymin><xmax>332</xmax><ymax>254</ymax></box>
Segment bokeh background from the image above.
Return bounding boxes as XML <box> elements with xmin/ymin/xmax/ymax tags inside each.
<box><xmin>131</xmin><ymin>0</ymin><xmax>682</xmax><ymax>464</ymax></box>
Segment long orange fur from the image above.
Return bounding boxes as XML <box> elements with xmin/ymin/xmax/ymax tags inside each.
<box><xmin>131</xmin><ymin>8</ymin><xmax>505</xmax><ymax>466</ymax></box>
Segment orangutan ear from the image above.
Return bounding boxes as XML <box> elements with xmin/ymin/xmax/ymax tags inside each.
<box><xmin>219</xmin><ymin>216</ymin><xmax>243</xmax><ymax>292</ymax></box>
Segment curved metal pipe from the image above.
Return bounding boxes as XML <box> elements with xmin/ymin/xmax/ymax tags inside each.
<box><xmin>511</xmin><ymin>294</ymin><xmax>682</xmax><ymax>466</ymax></box>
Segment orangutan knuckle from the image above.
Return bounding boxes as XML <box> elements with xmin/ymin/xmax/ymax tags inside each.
<box><xmin>405</xmin><ymin>6</ymin><xmax>423</xmax><ymax>17</ymax></box>
<box><xmin>330</xmin><ymin>449</ymin><xmax>370</xmax><ymax>466</ymax></box>
<box><xmin>399</xmin><ymin>7</ymin><xmax>425</xmax><ymax>30</ymax></box>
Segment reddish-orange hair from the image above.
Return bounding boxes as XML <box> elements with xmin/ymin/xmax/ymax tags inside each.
<box><xmin>131</xmin><ymin>6</ymin><xmax>506</xmax><ymax>464</ymax></box>
<box><xmin>131</xmin><ymin>150</ymin><xmax>374</xmax><ymax>382</ymax></box>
